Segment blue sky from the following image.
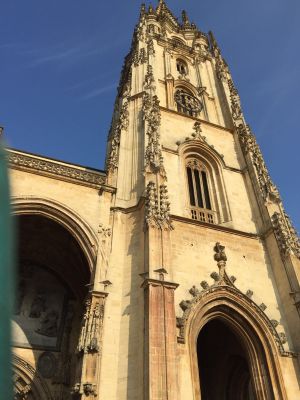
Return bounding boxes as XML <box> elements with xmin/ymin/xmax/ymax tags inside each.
<box><xmin>1</xmin><ymin>0</ymin><xmax>299</xmax><ymax>230</ymax></box>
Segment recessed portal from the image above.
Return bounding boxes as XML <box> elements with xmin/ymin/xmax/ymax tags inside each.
<box><xmin>197</xmin><ymin>319</ymin><xmax>255</xmax><ymax>400</ymax></box>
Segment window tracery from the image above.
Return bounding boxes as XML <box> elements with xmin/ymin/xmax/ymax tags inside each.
<box><xmin>186</xmin><ymin>158</ymin><xmax>215</xmax><ymax>224</ymax></box>
<box><xmin>175</xmin><ymin>89</ymin><xmax>202</xmax><ymax>117</ymax></box>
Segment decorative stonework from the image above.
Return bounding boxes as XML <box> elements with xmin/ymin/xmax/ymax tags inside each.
<box><xmin>271</xmin><ymin>211</ymin><xmax>300</xmax><ymax>260</ymax></box>
<box><xmin>145</xmin><ymin>181</ymin><xmax>173</xmax><ymax>230</ymax></box>
<box><xmin>77</xmin><ymin>296</ymin><xmax>105</xmax><ymax>353</ymax></box>
<box><xmin>176</xmin><ymin>243</ymin><xmax>295</xmax><ymax>357</ymax></box>
<box><xmin>144</xmin><ymin>65</ymin><xmax>156</xmax><ymax>91</ymax></box>
<box><xmin>228</xmin><ymin>79</ymin><xmax>242</xmax><ymax>120</ymax></box>
<box><xmin>237</xmin><ymin>124</ymin><xmax>280</xmax><ymax>202</ymax></box>
<box><xmin>107</xmin><ymin>100</ymin><xmax>130</xmax><ymax>172</ymax></box>
<box><xmin>209</xmin><ymin>31</ymin><xmax>229</xmax><ymax>81</ymax></box>
<box><xmin>98</xmin><ymin>223</ymin><xmax>112</xmax><ymax>238</ymax></box>
<box><xmin>143</xmin><ymin>93</ymin><xmax>165</xmax><ymax>176</ymax></box>
<box><xmin>8</xmin><ymin>151</ymin><xmax>106</xmax><ymax>188</ymax></box>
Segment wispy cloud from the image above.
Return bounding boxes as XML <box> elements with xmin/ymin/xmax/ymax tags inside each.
<box><xmin>80</xmin><ymin>83</ymin><xmax>117</xmax><ymax>100</ymax></box>
<box><xmin>25</xmin><ymin>37</ymin><xmax>126</xmax><ymax>68</ymax></box>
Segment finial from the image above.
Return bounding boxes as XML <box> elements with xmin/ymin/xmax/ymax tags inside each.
<box><xmin>0</xmin><ymin>127</ymin><xmax>3</xmax><ymax>137</ymax></box>
<box><xmin>214</xmin><ymin>242</ymin><xmax>227</xmax><ymax>277</ymax></box>
<box><xmin>182</xmin><ymin>10</ymin><xmax>191</xmax><ymax>27</ymax></box>
<box><xmin>140</xmin><ymin>3</ymin><xmax>146</xmax><ymax>16</ymax></box>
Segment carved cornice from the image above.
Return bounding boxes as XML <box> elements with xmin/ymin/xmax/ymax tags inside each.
<box><xmin>8</xmin><ymin>149</ymin><xmax>109</xmax><ymax>190</ymax></box>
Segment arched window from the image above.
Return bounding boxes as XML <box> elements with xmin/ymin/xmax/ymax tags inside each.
<box><xmin>175</xmin><ymin>88</ymin><xmax>202</xmax><ymax>117</ymax></box>
<box><xmin>186</xmin><ymin>158</ymin><xmax>215</xmax><ymax>223</ymax></box>
<box><xmin>176</xmin><ymin>59</ymin><xmax>188</xmax><ymax>76</ymax></box>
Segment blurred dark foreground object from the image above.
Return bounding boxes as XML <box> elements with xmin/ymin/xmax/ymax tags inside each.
<box><xmin>0</xmin><ymin>132</ymin><xmax>14</xmax><ymax>398</ymax></box>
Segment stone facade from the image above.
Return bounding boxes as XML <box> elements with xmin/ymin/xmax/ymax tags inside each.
<box><xmin>9</xmin><ymin>1</ymin><xmax>300</xmax><ymax>399</ymax></box>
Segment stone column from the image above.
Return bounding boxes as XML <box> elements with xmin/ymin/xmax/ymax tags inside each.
<box><xmin>73</xmin><ymin>290</ymin><xmax>108</xmax><ymax>399</ymax></box>
<box><xmin>142</xmin><ymin>276</ymin><xmax>179</xmax><ymax>400</ymax></box>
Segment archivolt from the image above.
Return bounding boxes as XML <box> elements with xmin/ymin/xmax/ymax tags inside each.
<box><xmin>11</xmin><ymin>196</ymin><xmax>98</xmax><ymax>271</ymax></box>
<box><xmin>178</xmin><ymin>285</ymin><xmax>290</xmax><ymax>399</ymax></box>
<box><xmin>12</xmin><ymin>353</ymin><xmax>53</xmax><ymax>400</ymax></box>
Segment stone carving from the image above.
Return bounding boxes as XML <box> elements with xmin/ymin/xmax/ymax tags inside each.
<box><xmin>189</xmin><ymin>285</ymin><xmax>200</xmax><ymax>297</ymax></box>
<box><xmin>176</xmin><ymin>284</ymin><xmax>295</xmax><ymax>357</ymax></box>
<box><xmin>260</xmin><ymin>303</ymin><xmax>267</xmax><ymax>311</ymax></box>
<box><xmin>230</xmin><ymin>276</ymin><xmax>237</xmax><ymax>283</ymax></box>
<box><xmin>83</xmin><ymin>383</ymin><xmax>96</xmax><ymax>396</ymax></box>
<box><xmin>228</xmin><ymin>79</ymin><xmax>242</xmax><ymax>120</ymax></box>
<box><xmin>214</xmin><ymin>242</ymin><xmax>227</xmax><ymax>263</ymax></box>
<box><xmin>179</xmin><ymin>300</ymin><xmax>192</xmax><ymax>312</ymax></box>
<box><xmin>29</xmin><ymin>293</ymin><xmax>46</xmax><ymax>318</ymax></box>
<box><xmin>37</xmin><ymin>352</ymin><xmax>57</xmax><ymax>379</ymax></box>
<box><xmin>214</xmin><ymin>242</ymin><xmax>227</xmax><ymax>278</ymax></box>
<box><xmin>98</xmin><ymin>223</ymin><xmax>111</xmax><ymax>238</ymax></box>
<box><xmin>36</xmin><ymin>310</ymin><xmax>59</xmax><ymax>337</ymax></box>
<box><xmin>107</xmin><ymin>100</ymin><xmax>129</xmax><ymax>172</ymax></box>
<box><xmin>143</xmin><ymin>93</ymin><xmax>165</xmax><ymax>175</ymax></box>
<box><xmin>209</xmin><ymin>31</ymin><xmax>229</xmax><ymax>81</ymax></box>
<box><xmin>210</xmin><ymin>272</ymin><xmax>220</xmax><ymax>282</ymax></box>
<box><xmin>191</xmin><ymin>122</ymin><xmax>205</xmax><ymax>141</ymax></box>
<box><xmin>147</xmin><ymin>39</ymin><xmax>155</xmax><ymax>56</ymax></box>
<box><xmin>200</xmin><ymin>281</ymin><xmax>209</xmax><ymax>290</ymax></box>
<box><xmin>78</xmin><ymin>297</ymin><xmax>104</xmax><ymax>353</ymax></box>
<box><xmin>271</xmin><ymin>211</ymin><xmax>300</xmax><ymax>260</ymax></box>
<box><xmin>237</xmin><ymin>124</ymin><xmax>280</xmax><ymax>202</ymax></box>
<box><xmin>14</xmin><ymin>383</ymin><xmax>31</xmax><ymax>400</ymax></box>
<box><xmin>246</xmin><ymin>290</ymin><xmax>254</xmax><ymax>298</ymax></box>
<box><xmin>144</xmin><ymin>65</ymin><xmax>155</xmax><ymax>90</ymax></box>
<box><xmin>8</xmin><ymin>151</ymin><xmax>106</xmax><ymax>188</ymax></box>
<box><xmin>271</xmin><ymin>319</ymin><xmax>279</xmax><ymax>328</ymax></box>
<box><xmin>279</xmin><ymin>332</ymin><xmax>287</xmax><ymax>344</ymax></box>
<box><xmin>145</xmin><ymin>181</ymin><xmax>173</xmax><ymax>230</ymax></box>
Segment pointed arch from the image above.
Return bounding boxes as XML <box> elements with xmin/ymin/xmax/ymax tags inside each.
<box><xmin>11</xmin><ymin>196</ymin><xmax>98</xmax><ymax>272</ymax></box>
<box><xmin>178</xmin><ymin>285</ymin><xmax>289</xmax><ymax>399</ymax></box>
<box><xmin>178</xmin><ymin>140</ymin><xmax>231</xmax><ymax>223</ymax></box>
<box><xmin>12</xmin><ymin>353</ymin><xmax>53</xmax><ymax>400</ymax></box>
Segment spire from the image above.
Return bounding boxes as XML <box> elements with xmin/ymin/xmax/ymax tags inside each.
<box><xmin>155</xmin><ymin>0</ymin><xmax>179</xmax><ymax>27</ymax></box>
<box><xmin>182</xmin><ymin>10</ymin><xmax>191</xmax><ymax>27</ymax></box>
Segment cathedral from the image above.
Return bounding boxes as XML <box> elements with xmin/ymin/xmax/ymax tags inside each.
<box><xmin>9</xmin><ymin>1</ymin><xmax>300</xmax><ymax>399</ymax></box>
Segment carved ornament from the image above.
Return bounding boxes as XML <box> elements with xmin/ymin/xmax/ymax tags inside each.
<box><xmin>77</xmin><ymin>296</ymin><xmax>105</xmax><ymax>353</ymax></box>
<box><xmin>107</xmin><ymin>100</ymin><xmax>130</xmax><ymax>172</ymax></box>
<box><xmin>176</xmin><ymin>244</ymin><xmax>295</xmax><ymax>357</ymax></box>
<box><xmin>271</xmin><ymin>212</ymin><xmax>300</xmax><ymax>260</ymax></box>
<box><xmin>143</xmin><ymin>93</ymin><xmax>166</xmax><ymax>176</ymax></box>
<box><xmin>8</xmin><ymin>151</ymin><xmax>106</xmax><ymax>188</ymax></box>
<box><xmin>237</xmin><ymin>124</ymin><xmax>280</xmax><ymax>202</ymax></box>
<box><xmin>145</xmin><ymin>181</ymin><xmax>173</xmax><ymax>230</ymax></box>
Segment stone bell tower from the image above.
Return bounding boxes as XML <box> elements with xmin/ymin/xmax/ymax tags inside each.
<box><xmin>102</xmin><ymin>1</ymin><xmax>300</xmax><ymax>399</ymax></box>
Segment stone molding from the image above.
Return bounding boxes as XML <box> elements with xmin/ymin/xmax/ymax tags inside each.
<box><xmin>8</xmin><ymin>149</ymin><xmax>109</xmax><ymax>190</ymax></box>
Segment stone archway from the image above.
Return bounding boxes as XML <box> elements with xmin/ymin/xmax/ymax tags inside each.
<box><xmin>197</xmin><ymin>319</ymin><xmax>258</xmax><ymax>400</ymax></box>
<box><xmin>12</xmin><ymin>213</ymin><xmax>93</xmax><ymax>400</ymax></box>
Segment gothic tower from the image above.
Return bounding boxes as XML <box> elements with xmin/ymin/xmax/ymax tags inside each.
<box><xmin>9</xmin><ymin>1</ymin><xmax>300</xmax><ymax>399</ymax></box>
<box><xmin>104</xmin><ymin>1</ymin><xmax>300</xmax><ymax>399</ymax></box>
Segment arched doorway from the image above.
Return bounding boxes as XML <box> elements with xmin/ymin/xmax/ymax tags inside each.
<box><xmin>12</xmin><ymin>214</ymin><xmax>92</xmax><ymax>400</ymax></box>
<box><xmin>197</xmin><ymin>319</ymin><xmax>255</xmax><ymax>400</ymax></box>
<box><xmin>183</xmin><ymin>287</ymin><xmax>287</xmax><ymax>400</ymax></box>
